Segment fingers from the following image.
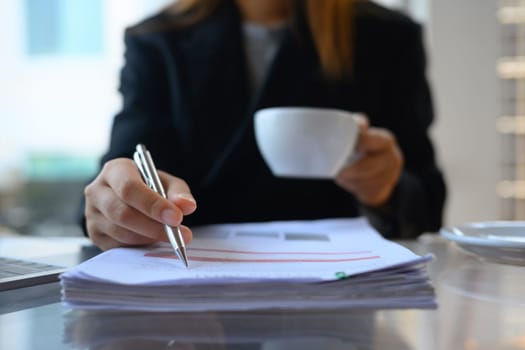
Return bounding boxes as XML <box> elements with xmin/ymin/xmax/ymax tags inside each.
<box><xmin>161</xmin><ymin>171</ymin><xmax>197</xmax><ymax>216</ymax></box>
<box><xmin>355</xmin><ymin>128</ymin><xmax>396</xmax><ymax>154</ymax></box>
<box><xmin>86</xmin><ymin>210</ymin><xmax>193</xmax><ymax>251</ymax></box>
<box><xmin>343</xmin><ymin>128</ymin><xmax>401</xmax><ymax>179</ymax></box>
<box><xmin>84</xmin><ymin>158</ymin><xmax>196</xmax><ymax>251</ymax></box>
<box><xmin>353</xmin><ymin>113</ymin><xmax>369</xmax><ymax>133</ymax></box>
<box><xmin>336</xmin><ymin>164</ymin><xmax>394</xmax><ymax>205</ymax></box>
<box><xmin>87</xmin><ymin>211</ymin><xmax>158</xmax><ymax>247</ymax></box>
<box><xmin>90</xmin><ymin>185</ymin><xmax>166</xmax><ymax>241</ymax></box>
<box><xmin>102</xmin><ymin>160</ymin><xmax>183</xmax><ymax>227</ymax></box>
<box><xmin>177</xmin><ymin>225</ymin><xmax>193</xmax><ymax>245</ymax></box>
<box><xmin>342</xmin><ymin>153</ymin><xmax>387</xmax><ymax>180</ymax></box>
<box><xmin>336</xmin><ymin>126</ymin><xmax>403</xmax><ymax>206</ymax></box>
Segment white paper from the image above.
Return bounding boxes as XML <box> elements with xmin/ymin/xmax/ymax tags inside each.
<box><xmin>60</xmin><ymin>218</ymin><xmax>435</xmax><ymax>311</ymax></box>
<box><xmin>65</xmin><ymin>218</ymin><xmax>424</xmax><ymax>284</ymax></box>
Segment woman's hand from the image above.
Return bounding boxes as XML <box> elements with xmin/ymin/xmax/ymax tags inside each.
<box><xmin>335</xmin><ymin>116</ymin><xmax>404</xmax><ymax>207</ymax></box>
<box><xmin>84</xmin><ymin>158</ymin><xmax>196</xmax><ymax>250</ymax></box>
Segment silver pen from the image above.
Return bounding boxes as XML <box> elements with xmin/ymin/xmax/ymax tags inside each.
<box><xmin>133</xmin><ymin>144</ymin><xmax>189</xmax><ymax>268</ymax></box>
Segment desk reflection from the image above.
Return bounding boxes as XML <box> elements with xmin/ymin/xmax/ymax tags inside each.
<box><xmin>437</xmin><ymin>261</ymin><xmax>525</xmax><ymax>350</ymax></box>
<box><xmin>63</xmin><ymin>309</ymin><xmax>412</xmax><ymax>350</ymax></box>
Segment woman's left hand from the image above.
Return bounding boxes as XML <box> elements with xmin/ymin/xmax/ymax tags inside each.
<box><xmin>335</xmin><ymin>117</ymin><xmax>404</xmax><ymax>207</ymax></box>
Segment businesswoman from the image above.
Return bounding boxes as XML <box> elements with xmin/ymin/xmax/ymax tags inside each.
<box><xmin>83</xmin><ymin>0</ymin><xmax>446</xmax><ymax>250</ymax></box>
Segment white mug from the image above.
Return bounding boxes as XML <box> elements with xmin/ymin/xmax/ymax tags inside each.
<box><xmin>254</xmin><ymin>107</ymin><xmax>360</xmax><ymax>179</ymax></box>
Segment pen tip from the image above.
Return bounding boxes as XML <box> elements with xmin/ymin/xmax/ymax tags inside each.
<box><xmin>176</xmin><ymin>248</ymin><xmax>189</xmax><ymax>269</ymax></box>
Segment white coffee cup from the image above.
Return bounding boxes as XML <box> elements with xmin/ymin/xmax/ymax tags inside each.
<box><xmin>254</xmin><ymin>107</ymin><xmax>360</xmax><ymax>179</ymax></box>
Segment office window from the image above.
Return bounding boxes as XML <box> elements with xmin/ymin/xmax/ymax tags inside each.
<box><xmin>1</xmin><ymin>0</ymin><xmax>172</xmax><ymax>236</ymax></box>
<box><xmin>497</xmin><ymin>0</ymin><xmax>525</xmax><ymax>219</ymax></box>
<box><xmin>25</xmin><ymin>0</ymin><xmax>104</xmax><ymax>56</ymax></box>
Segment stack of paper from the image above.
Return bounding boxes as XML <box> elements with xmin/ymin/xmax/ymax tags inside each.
<box><xmin>60</xmin><ymin>218</ymin><xmax>435</xmax><ymax>311</ymax></box>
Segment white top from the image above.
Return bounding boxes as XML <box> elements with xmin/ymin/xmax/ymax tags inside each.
<box><xmin>242</xmin><ymin>22</ymin><xmax>286</xmax><ymax>96</ymax></box>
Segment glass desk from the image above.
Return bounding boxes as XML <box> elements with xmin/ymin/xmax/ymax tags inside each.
<box><xmin>0</xmin><ymin>234</ymin><xmax>524</xmax><ymax>350</ymax></box>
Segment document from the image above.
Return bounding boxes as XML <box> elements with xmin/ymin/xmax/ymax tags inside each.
<box><xmin>60</xmin><ymin>218</ymin><xmax>435</xmax><ymax>311</ymax></box>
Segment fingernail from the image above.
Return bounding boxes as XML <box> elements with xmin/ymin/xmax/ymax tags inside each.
<box><xmin>176</xmin><ymin>193</ymin><xmax>196</xmax><ymax>204</ymax></box>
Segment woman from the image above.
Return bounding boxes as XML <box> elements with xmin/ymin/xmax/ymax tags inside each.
<box><xmin>83</xmin><ymin>0</ymin><xmax>446</xmax><ymax>250</ymax></box>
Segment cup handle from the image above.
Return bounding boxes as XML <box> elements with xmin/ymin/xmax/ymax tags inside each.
<box><xmin>343</xmin><ymin>151</ymin><xmax>364</xmax><ymax>167</ymax></box>
<box><xmin>342</xmin><ymin>112</ymin><xmax>366</xmax><ymax>167</ymax></box>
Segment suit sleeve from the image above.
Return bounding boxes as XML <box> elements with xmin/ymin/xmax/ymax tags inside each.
<box><xmin>362</xmin><ymin>23</ymin><xmax>447</xmax><ymax>239</ymax></box>
<box><xmin>102</xmin><ymin>31</ymin><xmax>180</xmax><ymax>164</ymax></box>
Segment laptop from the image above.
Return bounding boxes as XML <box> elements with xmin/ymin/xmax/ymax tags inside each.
<box><xmin>0</xmin><ymin>236</ymin><xmax>99</xmax><ymax>291</ymax></box>
<box><xmin>0</xmin><ymin>256</ymin><xmax>67</xmax><ymax>291</ymax></box>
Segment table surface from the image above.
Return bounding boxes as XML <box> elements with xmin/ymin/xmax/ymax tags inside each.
<box><xmin>0</xmin><ymin>233</ymin><xmax>524</xmax><ymax>350</ymax></box>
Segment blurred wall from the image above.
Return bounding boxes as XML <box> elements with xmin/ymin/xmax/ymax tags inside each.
<box><xmin>429</xmin><ymin>0</ymin><xmax>501</xmax><ymax>226</ymax></box>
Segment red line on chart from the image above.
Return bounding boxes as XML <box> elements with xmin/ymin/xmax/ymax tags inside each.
<box><xmin>145</xmin><ymin>252</ymin><xmax>381</xmax><ymax>263</ymax></box>
<box><xmin>176</xmin><ymin>247</ymin><xmax>373</xmax><ymax>255</ymax></box>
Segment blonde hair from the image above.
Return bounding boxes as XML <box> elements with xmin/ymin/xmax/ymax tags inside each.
<box><xmin>168</xmin><ymin>0</ymin><xmax>356</xmax><ymax>79</ymax></box>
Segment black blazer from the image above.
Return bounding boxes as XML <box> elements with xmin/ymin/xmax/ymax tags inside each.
<box><xmin>88</xmin><ymin>0</ymin><xmax>446</xmax><ymax>238</ymax></box>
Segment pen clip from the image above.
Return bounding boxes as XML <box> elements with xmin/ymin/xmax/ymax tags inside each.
<box><xmin>133</xmin><ymin>149</ymin><xmax>153</xmax><ymax>190</ymax></box>
<box><xmin>133</xmin><ymin>144</ymin><xmax>167</xmax><ymax>198</ymax></box>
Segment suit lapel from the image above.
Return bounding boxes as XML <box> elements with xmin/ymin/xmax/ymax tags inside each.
<box><xmin>174</xmin><ymin>1</ymin><xmax>356</xmax><ymax>185</ymax></box>
<box><xmin>178</xmin><ymin>1</ymin><xmax>250</xmax><ymax>115</ymax></box>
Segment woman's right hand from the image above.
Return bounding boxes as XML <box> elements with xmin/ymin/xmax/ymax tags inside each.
<box><xmin>84</xmin><ymin>158</ymin><xmax>196</xmax><ymax>250</ymax></box>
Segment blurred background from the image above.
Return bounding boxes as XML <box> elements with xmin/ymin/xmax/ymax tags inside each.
<box><xmin>0</xmin><ymin>0</ymin><xmax>522</xmax><ymax>237</ymax></box>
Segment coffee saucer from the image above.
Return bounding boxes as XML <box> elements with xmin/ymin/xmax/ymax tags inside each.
<box><xmin>440</xmin><ymin>221</ymin><xmax>525</xmax><ymax>266</ymax></box>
